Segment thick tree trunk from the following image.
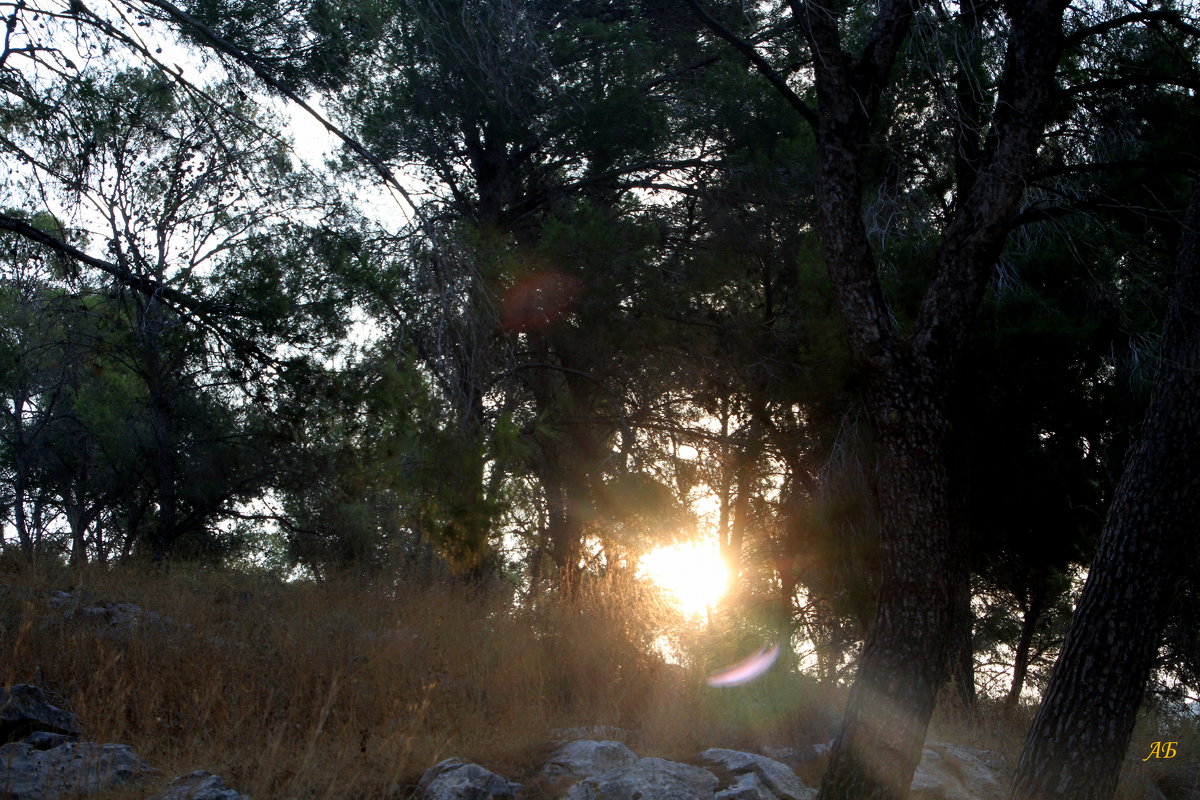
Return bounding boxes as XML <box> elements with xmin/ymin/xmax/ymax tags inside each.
<box><xmin>684</xmin><ymin>1</ymin><xmax>1065</xmax><ymax>793</ymax></box>
<box><xmin>818</xmin><ymin>380</ymin><xmax>966</xmax><ymax>800</ymax></box>
<box><xmin>1008</xmin><ymin>184</ymin><xmax>1200</xmax><ymax>800</ymax></box>
<box><xmin>805</xmin><ymin>3</ymin><xmax>1064</xmax><ymax>796</ymax></box>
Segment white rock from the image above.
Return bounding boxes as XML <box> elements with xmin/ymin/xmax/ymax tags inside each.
<box><xmin>700</xmin><ymin>748</ymin><xmax>809</xmax><ymax>800</ymax></box>
<box><xmin>715</xmin><ymin>772</ymin><xmax>776</xmax><ymax>800</ymax></box>
<box><xmin>910</xmin><ymin>743</ymin><xmax>1007</xmax><ymax>800</ymax></box>
<box><xmin>565</xmin><ymin>756</ymin><xmax>720</xmax><ymax>800</ymax></box>
<box><xmin>0</xmin><ymin>740</ymin><xmax>154</xmax><ymax>800</ymax></box>
<box><xmin>0</xmin><ymin>684</ymin><xmax>82</xmax><ymax>741</ymax></box>
<box><xmin>542</xmin><ymin>739</ymin><xmax>638</xmax><ymax>782</ymax></box>
<box><xmin>418</xmin><ymin>758</ymin><xmax>521</xmax><ymax>800</ymax></box>
<box><xmin>146</xmin><ymin>770</ymin><xmax>250</xmax><ymax>800</ymax></box>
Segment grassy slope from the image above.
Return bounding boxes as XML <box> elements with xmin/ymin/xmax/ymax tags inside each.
<box><xmin>0</xmin><ymin>560</ymin><xmax>1191</xmax><ymax>799</ymax></box>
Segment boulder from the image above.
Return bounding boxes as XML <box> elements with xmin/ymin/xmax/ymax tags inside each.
<box><xmin>0</xmin><ymin>740</ymin><xmax>154</xmax><ymax>800</ymax></box>
<box><xmin>910</xmin><ymin>743</ymin><xmax>1007</xmax><ymax>800</ymax></box>
<box><xmin>418</xmin><ymin>758</ymin><xmax>521</xmax><ymax>800</ymax></box>
<box><xmin>146</xmin><ymin>770</ymin><xmax>250</xmax><ymax>800</ymax></box>
<box><xmin>565</xmin><ymin>756</ymin><xmax>720</xmax><ymax>800</ymax></box>
<box><xmin>700</xmin><ymin>748</ymin><xmax>809</xmax><ymax>800</ymax></box>
<box><xmin>47</xmin><ymin>589</ymin><xmax>171</xmax><ymax>636</ymax></box>
<box><xmin>0</xmin><ymin>685</ymin><xmax>82</xmax><ymax>743</ymax></box>
<box><xmin>21</xmin><ymin>732</ymin><xmax>75</xmax><ymax>750</ymax></box>
<box><xmin>542</xmin><ymin>739</ymin><xmax>639</xmax><ymax>783</ymax></box>
<box><xmin>714</xmin><ymin>772</ymin><xmax>815</xmax><ymax>800</ymax></box>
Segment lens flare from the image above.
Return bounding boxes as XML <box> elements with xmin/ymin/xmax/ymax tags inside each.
<box><xmin>706</xmin><ymin>643</ymin><xmax>780</xmax><ymax>687</ymax></box>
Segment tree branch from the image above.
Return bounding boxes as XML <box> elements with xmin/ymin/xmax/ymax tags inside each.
<box><xmin>1065</xmin><ymin>9</ymin><xmax>1200</xmax><ymax>49</ymax></box>
<box><xmin>0</xmin><ymin>212</ymin><xmax>216</xmax><ymax>315</ymax></box>
<box><xmin>683</xmin><ymin>0</ymin><xmax>818</xmax><ymax>127</ymax></box>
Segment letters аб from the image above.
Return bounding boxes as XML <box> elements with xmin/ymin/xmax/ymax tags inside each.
<box><xmin>1143</xmin><ymin>742</ymin><xmax>1178</xmax><ymax>761</ymax></box>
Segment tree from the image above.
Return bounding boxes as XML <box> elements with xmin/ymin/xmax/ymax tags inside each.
<box><xmin>2</xmin><ymin>59</ymin><xmax>360</xmax><ymax>563</ymax></box>
<box><xmin>686</xmin><ymin>0</ymin><xmax>1071</xmax><ymax>794</ymax></box>
<box><xmin>1007</xmin><ymin>181</ymin><xmax>1200</xmax><ymax>800</ymax></box>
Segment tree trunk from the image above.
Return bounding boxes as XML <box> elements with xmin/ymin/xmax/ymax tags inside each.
<box><xmin>9</xmin><ymin>390</ymin><xmax>33</xmax><ymax>554</ymax></box>
<box><xmin>12</xmin><ymin>448</ymin><xmax>32</xmax><ymax>555</ymax></box>
<box><xmin>149</xmin><ymin>390</ymin><xmax>178</xmax><ymax>563</ymax></box>
<box><xmin>685</xmin><ymin>1</ymin><xmax>1065</xmax><ymax>792</ymax></box>
<box><xmin>1005</xmin><ymin>584</ymin><xmax>1047</xmax><ymax>714</ymax></box>
<box><xmin>1008</xmin><ymin>184</ymin><xmax>1200</xmax><ymax>800</ymax></box>
<box><xmin>944</xmin><ymin>575</ymin><xmax>978</xmax><ymax>716</ymax></box>
<box><xmin>818</xmin><ymin>381</ymin><xmax>966</xmax><ymax>800</ymax></box>
<box><xmin>66</xmin><ymin>495</ymin><xmax>91</xmax><ymax>568</ymax></box>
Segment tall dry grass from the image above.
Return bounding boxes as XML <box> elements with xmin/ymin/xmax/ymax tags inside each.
<box><xmin>7</xmin><ymin>558</ymin><xmax>1182</xmax><ymax>800</ymax></box>
<box><xmin>0</xmin><ymin>559</ymin><xmax>834</xmax><ymax>799</ymax></box>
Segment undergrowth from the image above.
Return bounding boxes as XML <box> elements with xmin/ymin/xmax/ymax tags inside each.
<box><xmin>0</xmin><ymin>559</ymin><xmax>833</xmax><ymax>799</ymax></box>
<box><xmin>2</xmin><ymin>558</ymin><xmax>1190</xmax><ymax>800</ymax></box>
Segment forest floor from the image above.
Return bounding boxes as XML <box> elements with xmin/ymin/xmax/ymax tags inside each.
<box><xmin>0</xmin><ymin>557</ymin><xmax>1192</xmax><ymax>800</ymax></box>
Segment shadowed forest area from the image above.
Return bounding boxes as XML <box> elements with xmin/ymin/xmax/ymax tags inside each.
<box><xmin>2</xmin><ymin>0</ymin><xmax>1200</xmax><ymax>798</ymax></box>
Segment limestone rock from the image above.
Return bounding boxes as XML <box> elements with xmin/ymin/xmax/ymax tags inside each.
<box><xmin>418</xmin><ymin>758</ymin><xmax>521</xmax><ymax>800</ymax></box>
<box><xmin>147</xmin><ymin>770</ymin><xmax>251</xmax><ymax>800</ymax></box>
<box><xmin>0</xmin><ymin>740</ymin><xmax>154</xmax><ymax>799</ymax></box>
<box><xmin>21</xmin><ymin>731</ymin><xmax>75</xmax><ymax>750</ymax></box>
<box><xmin>700</xmin><ymin>748</ymin><xmax>809</xmax><ymax>800</ymax></box>
<box><xmin>47</xmin><ymin>589</ymin><xmax>171</xmax><ymax>636</ymax></box>
<box><xmin>542</xmin><ymin>739</ymin><xmax>638</xmax><ymax>783</ymax></box>
<box><xmin>910</xmin><ymin>743</ymin><xmax>1007</xmax><ymax>800</ymax></box>
<box><xmin>715</xmin><ymin>772</ymin><xmax>789</xmax><ymax>800</ymax></box>
<box><xmin>565</xmin><ymin>756</ymin><xmax>720</xmax><ymax>800</ymax></box>
<box><xmin>0</xmin><ymin>685</ymin><xmax>82</xmax><ymax>743</ymax></box>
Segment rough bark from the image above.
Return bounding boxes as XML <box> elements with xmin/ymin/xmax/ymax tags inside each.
<box><xmin>785</xmin><ymin>1</ymin><xmax>1067</xmax><ymax>797</ymax></box>
<box><xmin>1008</xmin><ymin>183</ymin><xmax>1200</xmax><ymax>800</ymax></box>
<box><xmin>819</xmin><ymin>386</ymin><xmax>964</xmax><ymax>799</ymax></box>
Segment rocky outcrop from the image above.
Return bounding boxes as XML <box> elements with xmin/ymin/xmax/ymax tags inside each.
<box><xmin>0</xmin><ymin>676</ymin><xmax>1065</xmax><ymax>800</ymax></box>
<box><xmin>0</xmin><ymin>684</ymin><xmax>82</xmax><ymax>743</ymax></box>
<box><xmin>721</xmin><ymin>771</ymin><xmax>819</xmax><ymax>800</ymax></box>
<box><xmin>910</xmin><ymin>743</ymin><xmax>1008</xmax><ymax>800</ymax></box>
<box><xmin>419</xmin><ymin>758</ymin><xmax>522</xmax><ymax>800</ymax></box>
<box><xmin>146</xmin><ymin>770</ymin><xmax>251</xmax><ymax>800</ymax></box>
<box><xmin>0</xmin><ymin>684</ymin><xmax>252</xmax><ymax>800</ymax></box>
<box><xmin>0</xmin><ymin>740</ymin><xmax>155</xmax><ymax>800</ymax></box>
<box><xmin>565</xmin><ymin>756</ymin><xmax>721</xmax><ymax>800</ymax></box>
<box><xmin>701</xmin><ymin>748</ymin><xmax>811</xmax><ymax>800</ymax></box>
<box><xmin>542</xmin><ymin>739</ymin><xmax>639</xmax><ymax>783</ymax></box>
<box><xmin>47</xmin><ymin>589</ymin><xmax>171</xmax><ymax>635</ymax></box>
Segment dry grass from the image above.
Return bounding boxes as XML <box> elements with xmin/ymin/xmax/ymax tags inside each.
<box><xmin>0</xmin><ymin>559</ymin><xmax>835</xmax><ymax>799</ymax></box>
<box><xmin>3</xmin><ymin>558</ymin><xmax>1190</xmax><ymax>800</ymax></box>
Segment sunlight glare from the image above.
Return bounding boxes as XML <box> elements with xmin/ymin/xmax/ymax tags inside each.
<box><xmin>639</xmin><ymin>540</ymin><xmax>730</xmax><ymax>617</ymax></box>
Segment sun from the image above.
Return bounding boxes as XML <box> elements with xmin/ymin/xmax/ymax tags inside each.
<box><xmin>639</xmin><ymin>539</ymin><xmax>731</xmax><ymax>617</ymax></box>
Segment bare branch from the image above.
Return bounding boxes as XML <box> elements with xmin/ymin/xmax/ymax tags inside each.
<box><xmin>1065</xmin><ymin>9</ymin><xmax>1200</xmax><ymax>48</ymax></box>
<box><xmin>683</xmin><ymin>0</ymin><xmax>818</xmax><ymax>127</ymax></box>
